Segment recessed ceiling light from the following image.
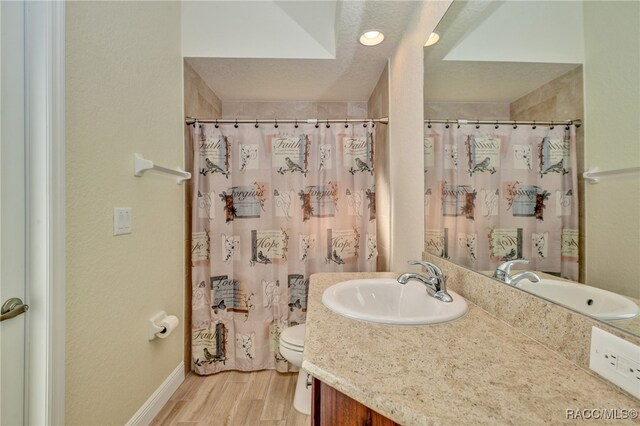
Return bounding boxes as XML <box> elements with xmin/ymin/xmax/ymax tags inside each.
<box><xmin>425</xmin><ymin>32</ymin><xmax>440</xmax><ymax>47</ymax></box>
<box><xmin>359</xmin><ymin>30</ymin><xmax>384</xmax><ymax>46</ymax></box>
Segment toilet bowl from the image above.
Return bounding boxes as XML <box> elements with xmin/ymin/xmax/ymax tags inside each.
<box><xmin>279</xmin><ymin>324</ymin><xmax>311</xmax><ymax>415</ymax></box>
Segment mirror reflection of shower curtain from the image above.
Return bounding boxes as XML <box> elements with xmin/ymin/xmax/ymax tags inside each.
<box><xmin>190</xmin><ymin>122</ymin><xmax>377</xmax><ymax>375</ymax></box>
<box><xmin>424</xmin><ymin>123</ymin><xmax>578</xmax><ymax>280</ymax></box>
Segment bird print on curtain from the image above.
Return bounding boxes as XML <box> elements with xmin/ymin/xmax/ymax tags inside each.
<box><xmin>190</xmin><ymin>122</ymin><xmax>377</xmax><ymax>375</ymax></box>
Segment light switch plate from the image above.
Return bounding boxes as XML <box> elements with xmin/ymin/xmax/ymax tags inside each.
<box><xmin>113</xmin><ymin>207</ymin><xmax>132</xmax><ymax>236</ymax></box>
<box><xmin>590</xmin><ymin>326</ymin><xmax>640</xmax><ymax>398</ymax></box>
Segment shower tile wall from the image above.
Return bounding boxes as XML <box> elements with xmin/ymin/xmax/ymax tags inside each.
<box><xmin>222</xmin><ymin>101</ymin><xmax>368</xmax><ymax>120</ymax></box>
<box><xmin>510</xmin><ymin>66</ymin><xmax>583</xmax><ymax>122</ymax></box>
<box><xmin>184</xmin><ymin>60</ymin><xmax>223</xmax><ymax>371</ymax></box>
<box><xmin>424</xmin><ymin>102</ymin><xmax>510</xmax><ymax>120</ymax></box>
<box><xmin>368</xmin><ymin>65</ymin><xmax>390</xmax><ymax>272</ymax></box>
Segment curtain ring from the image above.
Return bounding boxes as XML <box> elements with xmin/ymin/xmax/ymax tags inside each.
<box><xmin>344</xmin><ymin>118</ymin><xmax>349</xmax><ymax>128</ymax></box>
<box><xmin>326</xmin><ymin>119</ymin><xmax>330</xmax><ymax>129</ymax></box>
<box><xmin>494</xmin><ymin>120</ymin><xmax>499</xmax><ymax>129</ymax></box>
<box><xmin>513</xmin><ymin>120</ymin><xmax>517</xmax><ymax>129</ymax></box>
<box><xmin>445</xmin><ymin>120</ymin><xmax>450</xmax><ymax>129</ymax></box>
<box><xmin>363</xmin><ymin>122</ymin><xmax>367</xmax><ymax>128</ymax></box>
<box><xmin>550</xmin><ymin>120</ymin><xmax>555</xmax><ymax>130</ymax></box>
<box><xmin>475</xmin><ymin>120</ymin><xmax>480</xmax><ymax>129</ymax></box>
<box><xmin>255</xmin><ymin>118</ymin><xmax>259</xmax><ymax>128</ymax></box>
<box><xmin>532</xmin><ymin>120</ymin><xmax>537</xmax><ymax>130</ymax></box>
<box><xmin>371</xmin><ymin>122</ymin><xmax>375</xmax><ymax>128</ymax></box>
<box><xmin>294</xmin><ymin>119</ymin><xmax>298</xmax><ymax>129</ymax></box>
<box><xmin>427</xmin><ymin>120</ymin><xmax>432</xmax><ymax>129</ymax></box>
<box><xmin>234</xmin><ymin>119</ymin><xmax>238</xmax><ymax>129</ymax></box>
<box><xmin>274</xmin><ymin>118</ymin><xmax>278</xmax><ymax>129</ymax></box>
<box><xmin>214</xmin><ymin>119</ymin><xmax>219</xmax><ymax>129</ymax></box>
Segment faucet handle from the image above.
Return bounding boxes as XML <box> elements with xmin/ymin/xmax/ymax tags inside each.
<box><xmin>408</xmin><ymin>260</ymin><xmax>430</xmax><ymax>267</ymax></box>
<box><xmin>408</xmin><ymin>260</ymin><xmax>444</xmax><ymax>278</ymax></box>
<box><xmin>496</xmin><ymin>259</ymin><xmax>529</xmax><ymax>275</ymax></box>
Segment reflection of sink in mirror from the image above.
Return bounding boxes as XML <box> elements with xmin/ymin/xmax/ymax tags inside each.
<box><xmin>517</xmin><ymin>279</ymin><xmax>640</xmax><ymax>321</ymax></box>
<box><xmin>322</xmin><ymin>278</ymin><xmax>468</xmax><ymax>325</ymax></box>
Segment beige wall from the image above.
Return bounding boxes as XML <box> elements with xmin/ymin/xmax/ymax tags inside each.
<box><xmin>388</xmin><ymin>0</ymin><xmax>453</xmax><ymax>271</ymax></box>
<box><xmin>368</xmin><ymin>64</ymin><xmax>390</xmax><ymax>271</ymax></box>
<box><xmin>65</xmin><ymin>2</ymin><xmax>184</xmax><ymax>424</ymax></box>
<box><xmin>183</xmin><ymin>61</ymin><xmax>222</xmax><ymax>373</ymax></box>
<box><xmin>583</xmin><ymin>1</ymin><xmax>640</xmax><ymax>298</ymax></box>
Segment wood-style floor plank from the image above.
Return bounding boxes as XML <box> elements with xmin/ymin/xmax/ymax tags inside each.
<box><xmin>176</xmin><ymin>373</ymin><xmax>229</xmax><ymax>423</ymax></box>
<box><xmin>152</xmin><ymin>370</ymin><xmax>309</xmax><ymax>426</ymax></box>
<box><xmin>224</xmin><ymin>370</ymin><xmax>257</xmax><ymax>383</ymax></box>
<box><xmin>260</xmin><ymin>372</ymin><xmax>295</xmax><ymax>421</ymax></box>
<box><xmin>206</xmin><ymin>381</ymin><xmax>248</xmax><ymax>425</ymax></box>
<box><xmin>150</xmin><ymin>399</ymin><xmax>188</xmax><ymax>425</ymax></box>
<box><xmin>243</xmin><ymin>370</ymin><xmax>273</xmax><ymax>401</ymax></box>
<box><xmin>227</xmin><ymin>399</ymin><xmax>265</xmax><ymax>426</ymax></box>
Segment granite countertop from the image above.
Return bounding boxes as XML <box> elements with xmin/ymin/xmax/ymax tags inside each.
<box><xmin>302</xmin><ymin>272</ymin><xmax>640</xmax><ymax>426</ymax></box>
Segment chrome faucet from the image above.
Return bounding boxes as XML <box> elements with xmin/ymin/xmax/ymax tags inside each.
<box><xmin>397</xmin><ymin>260</ymin><xmax>453</xmax><ymax>303</ymax></box>
<box><xmin>493</xmin><ymin>259</ymin><xmax>541</xmax><ymax>285</ymax></box>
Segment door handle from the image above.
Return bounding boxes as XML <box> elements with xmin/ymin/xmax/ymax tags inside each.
<box><xmin>0</xmin><ymin>297</ymin><xmax>29</xmax><ymax>322</ymax></box>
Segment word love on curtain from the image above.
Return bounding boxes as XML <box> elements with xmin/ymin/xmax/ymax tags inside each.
<box><xmin>190</xmin><ymin>122</ymin><xmax>377</xmax><ymax>375</ymax></box>
<box><xmin>424</xmin><ymin>123</ymin><xmax>579</xmax><ymax>280</ymax></box>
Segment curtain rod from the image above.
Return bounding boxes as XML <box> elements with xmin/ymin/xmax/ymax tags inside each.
<box><xmin>185</xmin><ymin>117</ymin><xmax>389</xmax><ymax>125</ymax></box>
<box><xmin>424</xmin><ymin>118</ymin><xmax>582</xmax><ymax>127</ymax></box>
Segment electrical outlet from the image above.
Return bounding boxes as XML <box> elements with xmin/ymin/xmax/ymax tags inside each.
<box><xmin>590</xmin><ymin>326</ymin><xmax>640</xmax><ymax>398</ymax></box>
<box><xmin>113</xmin><ymin>207</ymin><xmax>132</xmax><ymax>236</ymax></box>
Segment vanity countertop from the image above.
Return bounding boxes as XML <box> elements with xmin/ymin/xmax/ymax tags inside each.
<box><xmin>302</xmin><ymin>272</ymin><xmax>640</xmax><ymax>426</ymax></box>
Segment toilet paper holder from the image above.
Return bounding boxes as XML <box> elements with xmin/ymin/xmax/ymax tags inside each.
<box><xmin>148</xmin><ymin>311</ymin><xmax>173</xmax><ymax>340</ymax></box>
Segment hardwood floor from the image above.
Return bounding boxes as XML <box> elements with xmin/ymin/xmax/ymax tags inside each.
<box><xmin>151</xmin><ymin>370</ymin><xmax>311</xmax><ymax>425</ymax></box>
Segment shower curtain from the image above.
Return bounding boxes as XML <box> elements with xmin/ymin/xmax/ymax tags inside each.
<box><xmin>424</xmin><ymin>123</ymin><xmax>579</xmax><ymax>280</ymax></box>
<box><xmin>190</xmin><ymin>122</ymin><xmax>377</xmax><ymax>375</ymax></box>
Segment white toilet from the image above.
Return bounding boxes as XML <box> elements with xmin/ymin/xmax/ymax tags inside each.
<box><xmin>279</xmin><ymin>324</ymin><xmax>311</xmax><ymax>415</ymax></box>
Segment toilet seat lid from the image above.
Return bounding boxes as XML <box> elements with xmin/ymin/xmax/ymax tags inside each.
<box><xmin>280</xmin><ymin>323</ymin><xmax>305</xmax><ymax>348</ymax></box>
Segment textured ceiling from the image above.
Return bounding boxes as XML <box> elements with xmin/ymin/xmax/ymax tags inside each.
<box><xmin>424</xmin><ymin>1</ymin><xmax>582</xmax><ymax>103</ymax></box>
<box><xmin>185</xmin><ymin>1</ymin><xmax>421</xmax><ymax>101</ymax></box>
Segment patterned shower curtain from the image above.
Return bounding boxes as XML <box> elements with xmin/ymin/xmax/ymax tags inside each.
<box><xmin>424</xmin><ymin>123</ymin><xmax>579</xmax><ymax>280</ymax></box>
<box><xmin>190</xmin><ymin>122</ymin><xmax>377</xmax><ymax>375</ymax></box>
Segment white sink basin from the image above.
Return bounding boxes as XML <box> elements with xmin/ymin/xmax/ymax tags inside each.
<box><xmin>321</xmin><ymin>278</ymin><xmax>468</xmax><ymax>325</ymax></box>
<box><xmin>517</xmin><ymin>278</ymin><xmax>640</xmax><ymax>321</ymax></box>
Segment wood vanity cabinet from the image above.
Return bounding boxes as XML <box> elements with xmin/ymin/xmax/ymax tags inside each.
<box><xmin>311</xmin><ymin>377</ymin><xmax>400</xmax><ymax>426</ymax></box>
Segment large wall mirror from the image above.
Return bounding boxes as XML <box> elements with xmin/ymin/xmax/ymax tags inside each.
<box><xmin>423</xmin><ymin>0</ymin><xmax>639</xmax><ymax>336</ymax></box>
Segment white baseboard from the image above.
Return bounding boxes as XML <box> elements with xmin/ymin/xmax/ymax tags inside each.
<box><xmin>126</xmin><ymin>362</ymin><xmax>185</xmax><ymax>426</ymax></box>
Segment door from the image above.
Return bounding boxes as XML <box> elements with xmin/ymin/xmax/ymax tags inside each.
<box><xmin>0</xmin><ymin>1</ymin><xmax>28</xmax><ymax>425</ymax></box>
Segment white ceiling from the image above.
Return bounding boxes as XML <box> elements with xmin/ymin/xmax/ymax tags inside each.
<box><xmin>183</xmin><ymin>1</ymin><xmax>338</xmax><ymax>59</ymax></box>
<box><xmin>184</xmin><ymin>1</ymin><xmax>421</xmax><ymax>102</ymax></box>
<box><xmin>424</xmin><ymin>1</ymin><xmax>584</xmax><ymax>103</ymax></box>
